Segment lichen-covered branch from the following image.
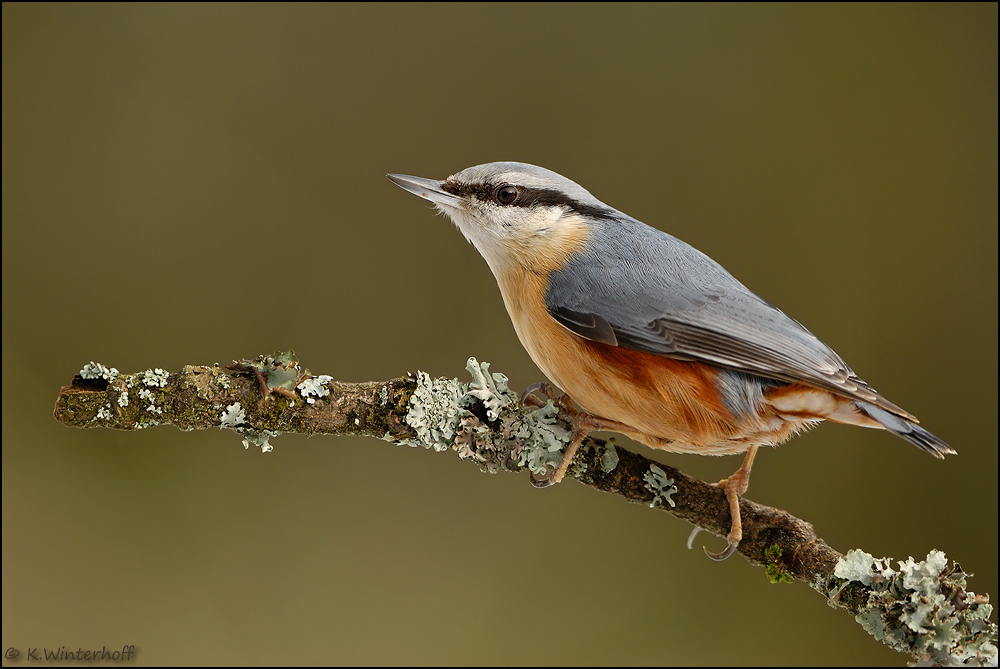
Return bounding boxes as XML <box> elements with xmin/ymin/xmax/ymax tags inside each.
<box><xmin>54</xmin><ymin>356</ymin><xmax>997</xmax><ymax>666</ymax></box>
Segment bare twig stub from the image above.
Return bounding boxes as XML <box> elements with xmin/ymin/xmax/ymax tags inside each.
<box><xmin>54</xmin><ymin>356</ymin><xmax>997</xmax><ymax>666</ymax></box>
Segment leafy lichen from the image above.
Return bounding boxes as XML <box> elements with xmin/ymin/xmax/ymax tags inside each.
<box><xmin>80</xmin><ymin>362</ymin><xmax>119</xmax><ymax>382</ymax></box>
<box><xmin>217</xmin><ymin>401</ymin><xmax>277</xmax><ymax>452</ymax></box>
<box><xmin>141</xmin><ymin>368</ymin><xmax>169</xmax><ymax>388</ymax></box>
<box><xmin>404</xmin><ymin>369</ymin><xmax>468</xmax><ymax>452</ymax></box>
<box><xmin>643</xmin><ymin>464</ymin><xmax>677</xmax><ymax>509</ymax></box>
<box><xmin>599</xmin><ymin>440</ymin><xmax>620</xmax><ymax>474</ymax></box>
<box><xmin>403</xmin><ymin>357</ymin><xmax>571</xmax><ymax>474</ymax></box>
<box><xmin>227</xmin><ymin>351</ymin><xmax>310</xmax><ymax>399</ymax></box>
<box><xmin>831</xmin><ymin>549</ymin><xmax>997</xmax><ymax>666</ymax></box>
<box><xmin>241</xmin><ymin>429</ymin><xmax>278</xmax><ymax>453</ymax></box>
<box><xmin>297</xmin><ymin>375</ymin><xmax>334</xmax><ymax>404</ymax></box>
<box><xmin>220</xmin><ymin>403</ymin><xmax>246</xmax><ymax>429</ymax></box>
<box><xmin>513</xmin><ymin>399</ymin><xmax>572</xmax><ymax>476</ymax></box>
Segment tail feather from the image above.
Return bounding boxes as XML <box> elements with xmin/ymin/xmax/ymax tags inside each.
<box><xmin>856</xmin><ymin>402</ymin><xmax>956</xmax><ymax>458</ymax></box>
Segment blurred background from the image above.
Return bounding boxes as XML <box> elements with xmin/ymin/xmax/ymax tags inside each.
<box><xmin>3</xmin><ymin>3</ymin><xmax>996</xmax><ymax>666</ymax></box>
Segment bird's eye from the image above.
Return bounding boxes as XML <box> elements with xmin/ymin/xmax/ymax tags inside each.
<box><xmin>494</xmin><ymin>185</ymin><xmax>519</xmax><ymax>206</ymax></box>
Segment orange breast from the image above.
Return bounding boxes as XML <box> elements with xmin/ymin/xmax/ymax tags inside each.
<box><xmin>494</xmin><ymin>262</ymin><xmax>758</xmax><ymax>454</ymax></box>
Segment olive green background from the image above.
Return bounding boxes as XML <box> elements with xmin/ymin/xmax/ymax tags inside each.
<box><xmin>3</xmin><ymin>3</ymin><xmax>996</xmax><ymax>666</ymax></box>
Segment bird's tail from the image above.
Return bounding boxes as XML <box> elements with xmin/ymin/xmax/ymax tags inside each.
<box><xmin>855</xmin><ymin>402</ymin><xmax>956</xmax><ymax>458</ymax></box>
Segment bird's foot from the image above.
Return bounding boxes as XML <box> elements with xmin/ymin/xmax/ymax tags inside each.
<box><xmin>522</xmin><ymin>384</ymin><xmax>588</xmax><ymax>488</ymax></box>
<box><xmin>520</xmin><ymin>383</ymin><xmax>632</xmax><ymax>488</ymax></box>
<box><xmin>690</xmin><ymin>445</ymin><xmax>759</xmax><ymax>561</ymax></box>
<box><xmin>520</xmin><ymin>382</ymin><xmax>576</xmax><ymax>413</ymax></box>
<box><xmin>528</xmin><ymin>423</ymin><xmax>589</xmax><ymax>488</ymax></box>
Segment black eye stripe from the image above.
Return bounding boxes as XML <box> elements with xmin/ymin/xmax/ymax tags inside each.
<box><xmin>441</xmin><ymin>181</ymin><xmax>491</xmax><ymax>201</ymax></box>
<box><xmin>441</xmin><ymin>181</ymin><xmax>615</xmax><ymax>220</ymax></box>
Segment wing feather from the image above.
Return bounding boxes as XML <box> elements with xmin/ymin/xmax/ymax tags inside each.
<box><xmin>545</xmin><ymin>215</ymin><xmax>914</xmax><ymax>420</ymax></box>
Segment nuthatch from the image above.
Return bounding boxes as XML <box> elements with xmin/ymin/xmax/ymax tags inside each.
<box><xmin>387</xmin><ymin>162</ymin><xmax>954</xmax><ymax>560</ymax></box>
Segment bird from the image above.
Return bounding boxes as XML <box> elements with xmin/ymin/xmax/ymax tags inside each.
<box><xmin>387</xmin><ymin>162</ymin><xmax>954</xmax><ymax>560</ymax></box>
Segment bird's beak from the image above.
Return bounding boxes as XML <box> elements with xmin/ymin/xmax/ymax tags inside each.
<box><xmin>386</xmin><ymin>174</ymin><xmax>465</xmax><ymax>209</ymax></box>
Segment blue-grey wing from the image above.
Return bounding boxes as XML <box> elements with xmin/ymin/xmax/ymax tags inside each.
<box><xmin>545</xmin><ymin>216</ymin><xmax>913</xmax><ymax>419</ymax></box>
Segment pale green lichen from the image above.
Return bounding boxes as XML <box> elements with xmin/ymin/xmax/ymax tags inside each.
<box><xmin>220</xmin><ymin>403</ymin><xmax>246</xmax><ymax>429</ymax></box>
<box><xmin>232</xmin><ymin>351</ymin><xmax>308</xmax><ymax>393</ymax></box>
<box><xmin>405</xmin><ymin>370</ymin><xmax>468</xmax><ymax>452</ymax></box>
<box><xmin>834</xmin><ymin>548</ymin><xmax>896</xmax><ymax>587</ymax></box>
<box><xmin>465</xmin><ymin>360</ymin><xmax>512</xmax><ymax>421</ymax></box>
<box><xmin>643</xmin><ymin>464</ymin><xmax>677</xmax><ymax>508</ymax></box>
<box><xmin>264</xmin><ymin>352</ymin><xmax>306</xmax><ymax>392</ymax></box>
<box><xmin>297</xmin><ymin>375</ymin><xmax>334</xmax><ymax>404</ymax></box>
<box><xmin>513</xmin><ymin>398</ymin><xmax>571</xmax><ymax>475</ymax></box>
<box><xmin>134</xmin><ymin>387</ymin><xmax>162</xmax><ymax>414</ymax></box>
<box><xmin>218</xmin><ymin>401</ymin><xmax>276</xmax><ymax>452</ymax></box>
<box><xmin>831</xmin><ymin>549</ymin><xmax>997</xmax><ymax>666</ymax></box>
<box><xmin>81</xmin><ymin>362</ymin><xmax>119</xmax><ymax>382</ymax></box>
<box><xmin>404</xmin><ymin>357</ymin><xmax>571</xmax><ymax>474</ymax></box>
<box><xmin>600</xmin><ymin>440</ymin><xmax>620</xmax><ymax>473</ymax></box>
<box><xmin>141</xmin><ymin>368</ymin><xmax>169</xmax><ymax>387</ymax></box>
<box><xmin>242</xmin><ymin>429</ymin><xmax>278</xmax><ymax>453</ymax></box>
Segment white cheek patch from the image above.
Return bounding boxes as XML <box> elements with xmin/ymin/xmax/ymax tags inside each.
<box><xmin>529</xmin><ymin>206</ymin><xmax>572</xmax><ymax>235</ymax></box>
<box><xmin>438</xmin><ymin>202</ymin><xmax>593</xmax><ymax>283</ymax></box>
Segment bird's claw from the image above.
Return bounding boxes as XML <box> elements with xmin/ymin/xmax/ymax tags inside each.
<box><xmin>687</xmin><ymin>446</ymin><xmax>757</xmax><ymax>561</ymax></box>
<box><xmin>520</xmin><ymin>382</ymin><xmax>556</xmax><ymax>409</ymax></box>
<box><xmin>529</xmin><ymin>469</ymin><xmax>558</xmax><ymax>488</ymax></box>
<box><xmin>704</xmin><ymin>541</ymin><xmax>738</xmax><ymax>561</ymax></box>
<box><xmin>520</xmin><ymin>382</ymin><xmax>580</xmax><ymax>414</ymax></box>
<box><xmin>687</xmin><ymin>526</ymin><xmax>739</xmax><ymax>561</ymax></box>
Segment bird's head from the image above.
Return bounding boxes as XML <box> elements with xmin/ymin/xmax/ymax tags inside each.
<box><xmin>388</xmin><ymin>162</ymin><xmax>615</xmax><ymax>274</ymax></box>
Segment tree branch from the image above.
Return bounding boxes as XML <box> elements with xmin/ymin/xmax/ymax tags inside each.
<box><xmin>53</xmin><ymin>355</ymin><xmax>997</xmax><ymax>666</ymax></box>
